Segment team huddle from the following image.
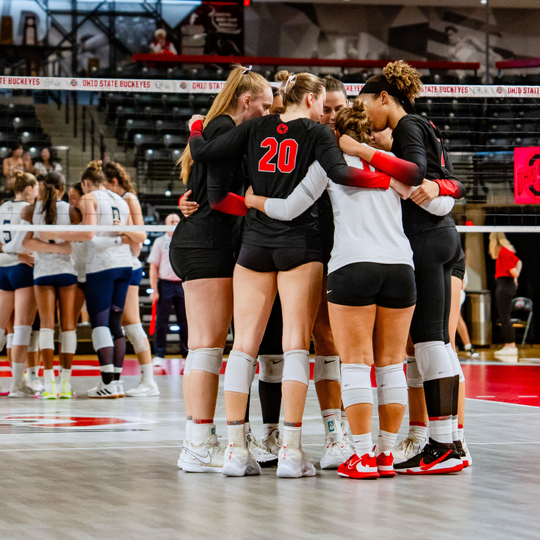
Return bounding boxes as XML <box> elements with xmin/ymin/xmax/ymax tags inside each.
<box><xmin>173</xmin><ymin>61</ymin><xmax>471</xmax><ymax>479</ymax></box>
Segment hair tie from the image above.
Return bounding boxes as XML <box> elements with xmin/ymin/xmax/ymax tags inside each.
<box><xmin>242</xmin><ymin>65</ymin><xmax>252</xmax><ymax>75</ymax></box>
<box><xmin>283</xmin><ymin>74</ymin><xmax>297</xmax><ymax>94</ymax></box>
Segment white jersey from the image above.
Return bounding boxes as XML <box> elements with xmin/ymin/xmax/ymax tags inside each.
<box><xmin>72</xmin><ymin>241</ymin><xmax>89</xmax><ymax>283</ymax></box>
<box><xmin>264</xmin><ymin>152</ymin><xmax>414</xmax><ymax>274</ymax></box>
<box><xmin>87</xmin><ymin>189</ymin><xmax>132</xmax><ymax>274</ymax></box>
<box><xmin>33</xmin><ymin>200</ymin><xmax>76</xmax><ymax>279</ymax></box>
<box><xmin>122</xmin><ymin>192</ymin><xmax>142</xmax><ymax>272</ymax></box>
<box><xmin>0</xmin><ymin>199</ymin><xmax>29</xmax><ymax>267</ymax></box>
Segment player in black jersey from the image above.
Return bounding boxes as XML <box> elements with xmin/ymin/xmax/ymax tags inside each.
<box><xmin>188</xmin><ymin>71</ymin><xmax>397</xmax><ymax>478</ymax></box>
<box><xmin>170</xmin><ymin>66</ymin><xmax>274</xmax><ymax>473</ymax></box>
<box><xmin>341</xmin><ymin>60</ymin><xmax>465</xmax><ymax>474</ymax></box>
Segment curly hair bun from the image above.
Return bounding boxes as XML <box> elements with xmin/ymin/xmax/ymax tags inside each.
<box><xmin>275</xmin><ymin>70</ymin><xmax>292</xmax><ymax>83</ymax></box>
<box><xmin>383</xmin><ymin>60</ymin><xmax>423</xmax><ymax>102</ymax></box>
<box><xmin>86</xmin><ymin>160</ymin><xmax>103</xmax><ymax>171</ymax></box>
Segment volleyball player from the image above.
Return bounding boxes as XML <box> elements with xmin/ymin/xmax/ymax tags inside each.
<box><xmin>340</xmin><ymin>61</ymin><xmax>466</xmax><ymax>474</ymax></box>
<box><xmin>171</xmin><ymin>66</ymin><xmax>274</xmax><ymax>473</ymax></box>
<box><xmin>102</xmin><ymin>161</ymin><xmax>158</xmax><ymax>397</ymax></box>
<box><xmin>0</xmin><ymin>171</ymin><xmax>39</xmax><ymax>397</ymax></box>
<box><xmin>187</xmin><ymin>72</ymin><xmax>397</xmax><ymax>478</ymax></box>
<box><xmin>22</xmin><ymin>172</ymin><xmax>77</xmax><ymax>399</ymax></box>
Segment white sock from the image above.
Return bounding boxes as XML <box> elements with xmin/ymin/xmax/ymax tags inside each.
<box><xmin>321</xmin><ymin>408</ymin><xmax>343</xmax><ymax>442</ymax></box>
<box><xmin>283</xmin><ymin>424</ymin><xmax>302</xmax><ymax>449</ymax></box>
<box><xmin>452</xmin><ymin>416</ymin><xmax>459</xmax><ymax>442</ymax></box>
<box><xmin>264</xmin><ymin>423</ymin><xmax>279</xmax><ymax>438</ymax></box>
<box><xmin>458</xmin><ymin>424</ymin><xmax>464</xmax><ymax>441</ymax></box>
<box><xmin>27</xmin><ymin>366</ymin><xmax>38</xmax><ymax>381</ymax></box>
<box><xmin>227</xmin><ymin>423</ymin><xmax>246</xmax><ymax>448</ymax></box>
<box><xmin>409</xmin><ymin>422</ymin><xmax>428</xmax><ymax>441</ymax></box>
<box><xmin>429</xmin><ymin>416</ymin><xmax>453</xmax><ymax>444</ymax></box>
<box><xmin>245</xmin><ymin>421</ymin><xmax>251</xmax><ymax>434</ymax></box>
<box><xmin>61</xmin><ymin>368</ymin><xmax>72</xmax><ymax>383</ymax></box>
<box><xmin>141</xmin><ymin>363</ymin><xmax>154</xmax><ymax>384</ymax></box>
<box><xmin>12</xmin><ymin>362</ymin><xmax>25</xmax><ymax>388</ymax></box>
<box><xmin>185</xmin><ymin>418</ymin><xmax>193</xmax><ymax>443</ymax></box>
<box><xmin>352</xmin><ymin>433</ymin><xmax>372</xmax><ymax>457</ymax></box>
<box><xmin>192</xmin><ymin>422</ymin><xmax>214</xmax><ymax>446</ymax></box>
<box><xmin>464</xmin><ymin>343</ymin><xmax>472</xmax><ymax>351</ymax></box>
<box><xmin>341</xmin><ymin>411</ymin><xmax>350</xmax><ymax>436</ymax></box>
<box><xmin>44</xmin><ymin>369</ymin><xmax>55</xmax><ymax>385</ymax></box>
<box><xmin>376</xmin><ymin>430</ymin><xmax>397</xmax><ymax>454</ymax></box>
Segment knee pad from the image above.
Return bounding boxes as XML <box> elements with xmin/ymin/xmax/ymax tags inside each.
<box><xmin>414</xmin><ymin>341</ymin><xmax>453</xmax><ymax>382</ymax></box>
<box><xmin>192</xmin><ymin>348</ymin><xmax>223</xmax><ymax>376</ymax></box>
<box><xmin>92</xmin><ymin>326</ymin><xmax>114</xmax><ymax>351</ymax></box>
<box><xmin>6</xmin><ymin>333</ymin><xmax>13</xmax><ymax>349</ymax></box>
<box><xmin>445</xmin><ymin>343</ymin><xmax>465</xmax><ymax>383</ymax></box>
<box><xmin>375</xmin><ymin>364</ymin><xmax>408</xmax><ymax>406</ymax></box>
<box><xmin>109</xmin><ymin>310</ymin><xmax>124</xmax><ymax>341</ymax></box>
<box><xmin>282</xmin><ymin>350</ymin><xmax>310</xmax><ymax>386</ymax></box>
<box><xmin>0</xmin><ymin>329</ymin><xmax>6</xmax><ymax>352</ymax></box>
<box><xmin>314</xmin><ymin>355</ymin><xmax>340</xmax><ymax>384</ymax></box>
<box><xmin>13</xmin><ymin>325</ymin><xmax>33</xmax><ymax>347</ymax></box>
<box><xmin>258</xmin><ymin>354</ymin><xmax>284</xmax><ymax>384</ymax></box>
<box><xmin>341</xmin><ymin>363</ymin><xmax>373</xmax><ymax>409</ymax></box>
<box><xmin>28</xmin><ymin>330</ymin><xmax>39</xmax><ymax>353</ymax></box>
<box><xmin>39</xmin><ymin>328</ymin><xmax>55</xmax><ymax>351</ymax></box>
<box><xmin>61</xmin><ymin>331</ymin><xmax>77</xmax><ymax>355</ymax></box>
<box><xmin>184</xmin><ymin>350</ymin><xmax>194</xmax><ymax>375</ymax></box>
<box><xmin>124</xmin><ymin>323</ymin><xmax>149</xmax><ymax>354</ymax></box>
<box><xmin>224</xmin><ymin>350</ymin><xmax>256</xmax><ymax>394</ymax></box>
<box><xmin>406</xmin><ymin>356</ymin><xmax>423</xmax><ymax>388</ymax></box>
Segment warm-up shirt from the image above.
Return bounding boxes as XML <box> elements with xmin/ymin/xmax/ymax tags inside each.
<box><xmin>147</xmin><ymin>233</ymin><xmax>181</xmax><ymax>282</ymax></box>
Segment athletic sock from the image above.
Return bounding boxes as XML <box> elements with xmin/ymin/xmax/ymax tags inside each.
<box><xmin>283</xmin><ymin>422</ymin><xmax>302</xmax><ymax>450</ymax></box>
<box><xmin>458</xmin><ymin>424</ymin><xmax>464</xmax><ymax>441</ymax></box>
<box><xmin>12</xmin><ymin>362</ymin><xmax>25</xmax><ymax>388</ymax></box>
<box><xmin>227</xmin><ymin>422</ymin><xmax>246</xmax><ymax>448</ymax></box>
<box><xmin>27</xmin><ymin>366</ymin><xmax>39</xmax><ymax>382</ymax></box>
<box><xmin>352</xmin><ymin>433</ymin><xmax>372</xmax><ymax>457</ymax></box>
<box><xmin>44</xmin><ymin>369</ymin><xmax>55</xmax><ymax>385</ymax></box>
<box><xmin>452</xmin><ymin>416</ymin><xmax>459</xmax><ymax>442</ymax></box>
<box><xmin>61</xmin><ymin>368</ymin><xmax>72</xmax><ymax>384</ymax></box>
<box><xmin>185</xmin><ymin>417</ymin><xmax>193</xmax><ymax>443</ymax></box>
<box><xmin>409</xmin><ymin>421</ymin><xmax>428</xmax><ymax>441</ymax></box>
<box><xmin>321</xmin><ymin>408</ymin><xmax>343</xmax><ymax>442</ymax></box>
<box><xmin>141</xmin><ymin>363</ymin><xmax>154</xmax><ymax>384</ymax></box>
<box><xmin>113</xmin><ymin>367</ymin><xmax>122</xmax><ymax>381</ymax></box>
<box><xmin>264</xmin><ymin>423</ymin><xmax>279</xmax><ymax>438</ymax></box>
<box><xmin>101</xmin><ymin>364</ymin><xmax>114</xmax><ymax>385</ymax></box>
<box><xmin>429</xmin><ymin>416</ymin><xmax>453</xmax><ymax>444</ymax></box>
<box><xmin>341</xmin><ymin>411</ymin><xmax>350</xmax><ymax>437</ymax></box>
<box><xmin>464</xmin><ymin>343</ymin><xmax>472</xmax><ymax>352</ymax></box>
<box><xmin>376</xmin><ymin>430</ymin><xmax>397</xmax><ymax>454</ymax></box>
<box><xmin>192</xmin><ymin>420</ymin><xmax>214</xmax><ymax>446</ymax></box>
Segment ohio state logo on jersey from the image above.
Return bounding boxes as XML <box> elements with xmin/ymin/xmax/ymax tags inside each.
<box><xmin>277</xmin><ymin>124</ymin><xmax>288</xmax><ymax>134</ymax></box>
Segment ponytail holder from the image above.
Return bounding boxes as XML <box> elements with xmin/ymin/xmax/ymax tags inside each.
<box><xmin>242</xmin><ymin>65</ymin><xmax>252</xmax><ymax>74</ymax></box>
<box><xmin>284</xmin><ymin>74</ymin><xmax>297</xmax><ymax>94</ymax></box>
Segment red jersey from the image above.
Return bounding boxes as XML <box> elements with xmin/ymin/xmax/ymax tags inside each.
<box><xmin>495</xmin><ymin>246</ymin><xmax>520</xmax><ymax>279</ymax></box>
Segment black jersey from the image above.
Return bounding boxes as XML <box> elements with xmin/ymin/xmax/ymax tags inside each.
<box><xmin>189</xmin><ymin>114</ymin><xmax>390</xmax><ymax>249</ymax></box>
<box><xmin>391</xmin><ymin>114</ymin><xmax>461</xmax><ymax>237</ymax></box>
<box><xmin>171</xmin><ymin>115</ymin><xmax>244</xmax><ymax>250</ymax></box>
<box><xmin>317</xmin><ymin>191</ymin><xmax>334</xmax><ymax>266</ymax></box>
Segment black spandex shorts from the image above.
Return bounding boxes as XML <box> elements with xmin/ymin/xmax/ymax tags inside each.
<box><xmin>452</xmin><ymin>249</ymin><xmax>466</xmax><ymax>281</ymax></box>
<box><xmin>327</xmin><ymin>262</ymin><xmax>416</xmax><ymax>309</ymax></box>
<box><xmin>236</xmin><ymin>245</ymin><xmax>323</xmax><ymax>273</ymax></box>
<box><xmin>169</xmin><ymin>247</ymin><xmax>237</xmax><ymax>282</ymax></box>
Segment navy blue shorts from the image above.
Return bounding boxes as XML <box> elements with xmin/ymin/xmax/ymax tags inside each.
<box><xmin>130</xmin><ymin>267</ymin><xmax>143</xmax><ymax>287</ymax></box>
<box><xmin>0</xmin><ymin>264</ymin><xmax>34</xmax><ymax>291</ymax></box>
<box><xmin>34</xmin><ymin>273</ymin><xmax>78</xmax><ymax>287</ymax></box>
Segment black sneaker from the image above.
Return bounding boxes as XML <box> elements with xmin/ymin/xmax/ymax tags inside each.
<box><xmin>394</xmin><ymin>439</ymin><xmax>464</xmax><ymax>475</ymax></box>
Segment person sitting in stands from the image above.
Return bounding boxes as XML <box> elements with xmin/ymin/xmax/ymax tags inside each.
<box><xmin>150</xmin><ymin>29</ymin><xmax>177</xmax><ymax>55</ymax></box>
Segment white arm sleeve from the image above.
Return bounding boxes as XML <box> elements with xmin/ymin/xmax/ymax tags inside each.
<box><xmin>2</xmin><ymin>220</ymin><xmax>30</xmax><ymax>253</ymax></box>
<box><xmin>90</xmin><ymin>236</ymin><xmax>123</xmax><ymax>249</ymax></box>
<box><xmin>421</xmin><ymin>196</ymin><xmax>455</xmax><ymax>216</ymax></box>
<box><xmin>264</xmin><ymin>162</ymin><xmax>329</xmax><ymax>221</ymax></box>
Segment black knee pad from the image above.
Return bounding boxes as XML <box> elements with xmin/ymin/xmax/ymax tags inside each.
<box><xmin>423</xmin><ymin>376</ymin><xmax>454</xmax><ymax>418</ymax></box>
<box><xmin>109</xmin><ymin>309</ymin><xmax>125</xmax><ymax>342</ymax></box>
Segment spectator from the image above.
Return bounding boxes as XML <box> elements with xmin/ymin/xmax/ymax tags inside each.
<box><xmin>3</xmin><ymin>144</ymin><xmax>33</xmax><ymax>190</ymax></box>
<box><xmin>33</xmin><ymin>148</ymin><xmax>62</xmax><ymax>177</ymax></box>
<box><xmin>148</xmin><ymin>214</ymin><xmax>188</xmax><ymax>366</ymax></box>
<box><xmin>489</xmin><ymin>232</ymin><xmax>522</xmax><ymax>361</ymax></box>
<box><xmin>457</xmin><ymin>269</ymin><xmax>479</xmax><ymax>358</ymax></box>
<box><xmin>150</xmin><ymin>29</ymin><xmax>177</xmax><ymax>55</ymax></box>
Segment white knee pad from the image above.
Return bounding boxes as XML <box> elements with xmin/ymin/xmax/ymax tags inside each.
<box><xmin>341</xmin><ymin>363</ymin><xmax>373</xmax><ymax>409</ymax></box>
<box><xmin>282</xmin><ymin>349</ymin><xmax>310</xmax><ymax>386</ymax></box>
<box><xmin>28</xmin><ymin>330</ymin><xmax>39</xmax><ymax>353</ymax></box>
<box><xmin>314</xmin><ymin>355</ymin><xmax>340</xmax><ymax>384</ymax></box>
<box><xmin>92</xmin><ymin>326</ymin><xmax>114</xmax><ymax>351</ymax></box>
<box><xmin>6</xmin><ymin>333</ymin><xmax>13</xmax><ymax>349</ymax></box>
<box><xmin>414</xmin><ymin>341</ymin><xmax>454</xmax><ymax>382</ymax></box>
<box><xmin>124</xmin><ymin>323</ymin><xmax>149</xmax><ymax>354</ymax></box>
<box><xmin>375</xmin><ymin>364</ymin><xmax>408</xmax><ymax>406</ymax></box>
<box><xmin>61</xmin><ymin>331</ymin><xmax>77</xmax><ymax>355</ymax></box>
<box><xmin>184</xmin><ymin>350</ymin><xmax>194</xmax><ymax>375</ymax></box>
<box><xmin>406</xmin><ymin>356</ymin><xmax>423</xmax><ymax>388</ymax></box>
<box><xmin>13</xmin><ymin>325</ymin><xmax>32</xmax><ymax>347</ymax></box>
<box><xmin>192</xmin><ymin>348</ymin><xmax>223</xmax><ymax>376</ymax></box>
<box><xmin>39</xmin><ymin>328</ymin><xmax>55</xmax><ymax>351</ymax></box>
<box><xmin>224</xmin><ymin>350</ymin><xmax>256</xmax><ymax>394</ymax></box>
<box><xmin>0</xmin><ymin>329</ymin><xmax>6</xmax><ymax>352</ymax></box>
<box><xmin>258</xmin><ymin>354</ymin><xmax>284</xmax><ymax>384</ymax></box>
<box><xmin>445</xmin><ymin>343</ymin><xmax>465</xmax><ymax>383</ymax></box>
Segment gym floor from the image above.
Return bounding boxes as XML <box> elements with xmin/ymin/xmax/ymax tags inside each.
<box><xmin>0</xmin><ymin>355</ymin><xmax>539</xmax><ymax>539</ymax></box>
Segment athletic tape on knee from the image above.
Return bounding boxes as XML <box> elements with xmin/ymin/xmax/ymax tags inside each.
<box><xmin>61</xmin><ymin>331</ymin><xmax>77</xmax><ymax>355</ymax></box>
<box><xmin>124</xmin><ymin>323</ymin><xmax>149</xmax><ymax>354</ymax></box>
<box><xmin>192</xmin><ymin>347</ymin><xmax>223</xmax><ymax>376</ymax></box>
<box><xmin>414</xmin><ymin>341</ymin><xmax>454</xmax><ymax>382</ymax></box>
<box><xmin>282</xmin><ymin>349</ymin><xmax>310</xmax><ymax>386</ymax></box>
<box><xmin>0</xmin><ymin>329</ymin><xmax>6</xmax><ymax>352</ymax></box>
<box><xmin>28</xmin><ymin>330</ymin><xmax>39</xmax><ymax>353</ymax></box>
<box><xmin>92</xmin><ymin>326</ymin><xmax>114</xmax><ymax>351</ymax></box>
<box><xmin>375</xmin><ymin>364</ymin><xmax>408</xmax><ymax>406</ymax></box>
<box><xmin>445</xmin><ymin>343</ymin><xmax>465</xmax><ymax>383</ymax></box>
<box><xmin>13</xmin><ymin>325</ymin><xmax>33</xmax><ymax>347</ymax></box>
<box><xmin>38</xmin><ymin>328</ymin><xmax>55</xmax><ymax>351</ymax></box>
<box><xmin>258</xmin><ymin>354</ymin><xmax>284</xmax><ymax>384</ymax></box>
<box><xmin>406</xmin><ymin>356</ymin><xmax>423</xmax><ymax>388</ymax></box>
<box><xmin>224</xmin><ymin>350</ymin><xmax>256</xmax><ymax>394</ymax></box>
<box><xmin>184</xmin><ymin>350</ymin><xmax>194</xmax><ymax>375</ymax></box>
<box><xmin>341</xmin><ymin>363</ymin><xmax>373</xmax><ymax>409</ymax></box>
<box><xmin>314</xmin><ymin>355</ymin><xmax>341</xmax><ymax>384</ymax></box>
<box><xmin>6</xmin><ymin>333</ymin><xmax>13</xmax><ymax>349</ymax></box>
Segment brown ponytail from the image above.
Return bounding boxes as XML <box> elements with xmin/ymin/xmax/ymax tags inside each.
<box><xmin>335</xmin><ymin>99</ymin><xmax>373</xmax><ymax>145</ymax></box>
<box><xmin>82</xmin><ymin>160</ymin><xmax>105</xmax><ymax>185</ymax></box>
<box><xmin>276</xmin><ymin>70</ymin><xmax>324</xmax><ymax>109</ymax></box>
<box><xmin>12</xmin><ymin>170</ymin><xmax>37</xmax><ymax>195</ymax></box>
<box><xmin>41</xmin><ymin>172</ymin><xmax>65</xmax><ymax>225</ymax></box>
<box><xmin>103</xmin><ymin>161</ymin><xmax>136</xmax><ymax>195</ymax></box>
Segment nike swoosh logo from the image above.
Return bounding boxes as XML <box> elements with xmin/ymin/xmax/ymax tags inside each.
<box><xmin>324</xmin><ymin>360</ymin><xmax>335</xmax><ymax>364</ymax></box>
<box><xmin>272</xmin><ymin>359</ymin><xmax>283</xmax><ymax>364</ymax></box>
<box><xmin>420</xmin><ymin>450</ymin><xmax>452</xmax><ymax>471</ymax></box>
<box><xmin>185</xmin><ymin>448</ymin><xmax>212</xmax><ymax>464</ymax></box>
<box><xmin>327</xmin><ymin>290</ymin><xmax>332</xmax><ymax>294</ymax></box>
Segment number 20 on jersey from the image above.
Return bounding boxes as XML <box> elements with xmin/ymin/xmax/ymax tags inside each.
<box><xmin>258</xmin><ymin>138</ymin><xmax>298</xmax><ymax>174</ymax></box>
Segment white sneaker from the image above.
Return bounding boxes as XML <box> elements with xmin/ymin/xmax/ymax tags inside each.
<box><xmin>222</xmin><ymin>444</ymin><xmax>261</xmax><ymax>477</ymax></box>
<box><xmin>262</xmin><ymin>429</ymin><xmax>283</xmax><ymax>455</ymax></box>
<box><xmin>342</xmin><ymin>431</ymin><xmax>355</xmax><ymax>459</ymax></box>
<box><xmin>460</xmin><ymin>438</ymin><xmax>473</xmax><ymax>467</ymax></box>
<box><xmin>87</xmin><ymin>381</ymin><xmax>119</xmax><ymax>399</ymax></box>
<box><xmin>37</xmin><ymin>380</ymin><xmax>57</xmax><ymax>400</ymax></box>
<box><xmin>393</xmin><ymin>434</ymin><xmax>427</xmax><ymax>464</ymax></box>
<box><xmin>276</xmin><ymin>445</ymin><xmax>316</xmax><ymax>478</ymax></box>
<box><xmin>494</xmin><ymin>346</ymin><xmax>518</xmax><ymax>362</ymax></box>
<box><xmin>320</xmin><ymin>439</ymin><xmax>349</xmax><ymax>469</ymax></box>
<box><xmin>126</xmin><ymin>380</ymin><xmax>160</xmax><ymax>397</ymax></box>
<box><xmin>177</xmin><ymin>445</ymin><xmax>187</xmax><ymax>470</ymax></box>
<box><xmin>246</xmin><ymin>431</ymin><xmax>278</xmax><ymax>466</ymax></box>
<box><xmin>28</xmin><ymin>379</ymin><xmax>44</xmax><ymax>393</ymax></box>
<box><xmin>152</xmin><ymin>357</ymin><xmax>164</xmax><ymax>367</ymax></box>
<box><xmin>116</xmin><ymin>380</ymin><xmax>125</xmax><ymax>398</ymax></box>
<box><xmin>182</xmin><ymin>434</ymin><xmax>226</xmax><ymax>473</ymax></box>
<box><xmin>9</xmin><ymin>381</ymin><xmax>38</xmax><ymax>398</ymax></box>
<box><xmin>58</xmin><ymin>380</ymin><xmax>73</xmax><ymax>399</ymax></box>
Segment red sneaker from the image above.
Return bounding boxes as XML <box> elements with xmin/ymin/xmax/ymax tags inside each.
<box><xmin>337</xmin><ymin>452</ymin><xmax>379</xmax><ymax>479</ymax></box>
<box><xmin>375</xmin><ymin>450</ymin><xmax>395</xmax><ymax>478</ymax></box>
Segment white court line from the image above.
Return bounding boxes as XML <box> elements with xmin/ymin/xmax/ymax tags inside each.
<box><xmin>476</xmin><ymin>396</ymin><xmax>496</xmax><ymax>398</ymax></box>
<box><xmin>518</xmin><ymin>396</ymin><xmax>538</xmax><ymax>398</ymax></box>
<box><xmin>0</xmin><ymin>445</ymin><xmax>183</xmax><ymax>452</ymax></box>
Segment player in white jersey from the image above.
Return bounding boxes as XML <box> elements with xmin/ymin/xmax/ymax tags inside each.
<box><xmin>42</xmin><ymin>161</ymin><xmax>145</xmax><ymax>398</ymax></box>
<box><xmin>0</xmin><ymin>171</ymin><xmax>39</xmax><ymax>397</ymax></box>
<box><xmin>102</xmin><ymin>162</ymin><xmax>158</xmax><ymax>397</ymax></box>
<box><xmin>22</xmin><ymin>172</ymin><xmax>77</xmax><ymax>399</ymax></box>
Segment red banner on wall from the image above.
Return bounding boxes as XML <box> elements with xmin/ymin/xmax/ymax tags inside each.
<box><xmin>515</xmin><ymin>147</ymin><xmax>540</xmax><ymax>204</ymax></box>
